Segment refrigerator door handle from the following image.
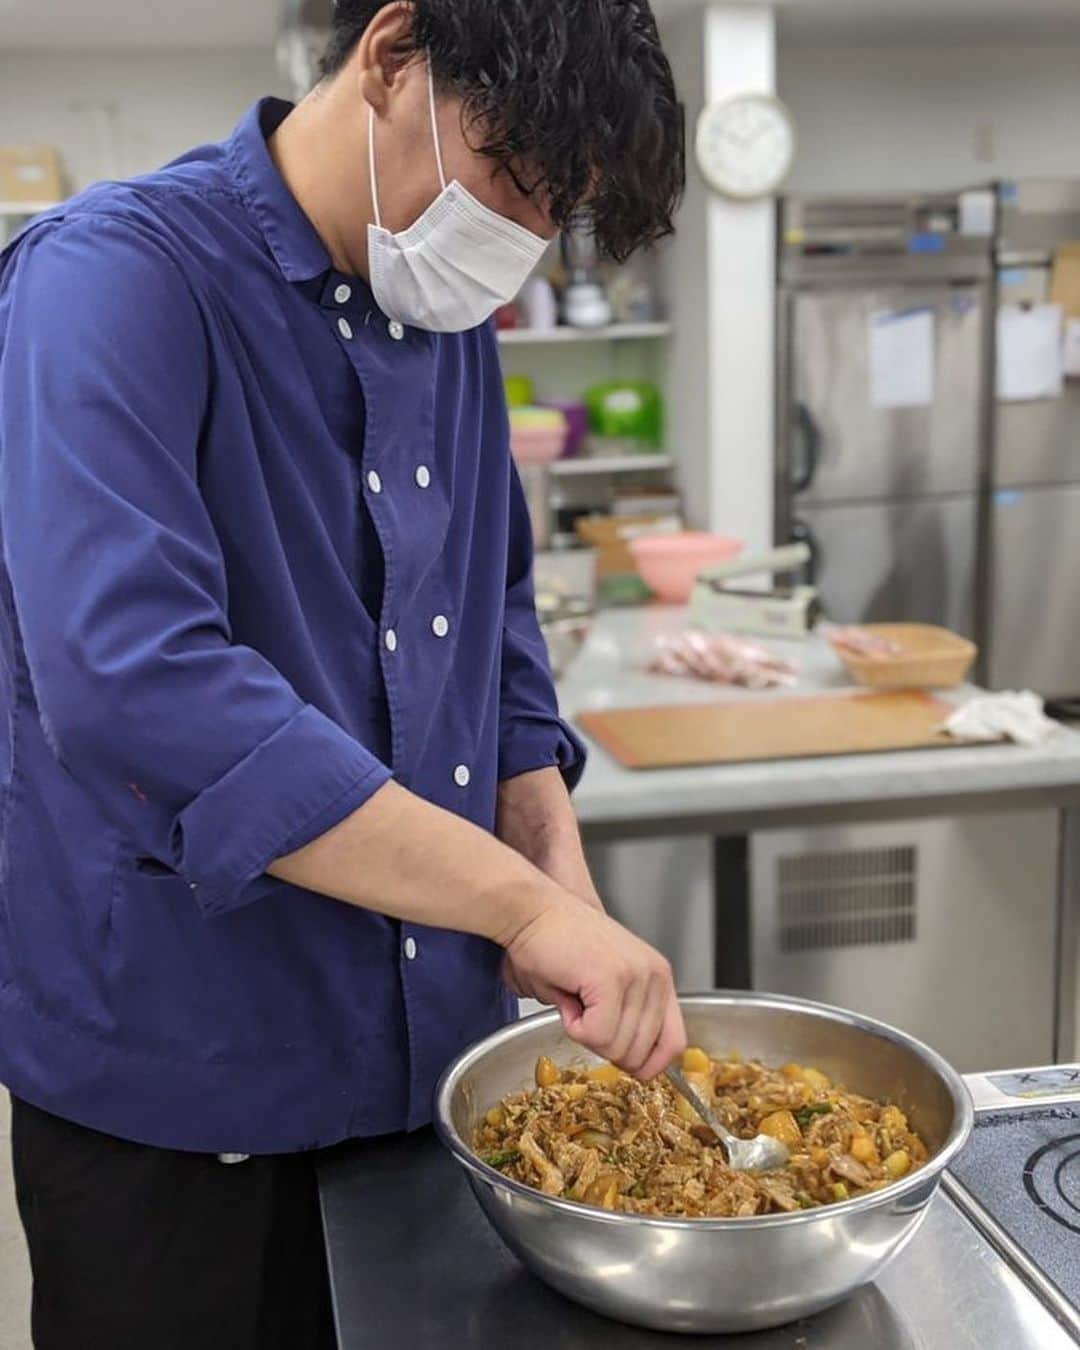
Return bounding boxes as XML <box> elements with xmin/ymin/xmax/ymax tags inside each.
<box><xmin>791</xmin><ymin>403</ymin><xmax>823</xmax><ymax>494</ymax></box>
<box><xmin>789</xmin><ymin>518</ymin><xmax>821</xmax><ymax>586</ymax></box>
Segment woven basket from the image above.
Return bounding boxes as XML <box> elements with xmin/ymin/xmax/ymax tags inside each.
<box><xmin>830</xmin><ymin>623</ymin><xmax>977</xmax><ymax>690</ymax></box>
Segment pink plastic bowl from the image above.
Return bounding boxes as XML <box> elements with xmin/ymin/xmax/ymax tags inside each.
<box><xmin>628</xmin><ymin>532</ymin><xmax>746</xmax><ymax>603</ymax></box>
<box><xmin>510</xmin><ymin>426</ymin><xmax>568</xmax><ymax>466</ymax></box>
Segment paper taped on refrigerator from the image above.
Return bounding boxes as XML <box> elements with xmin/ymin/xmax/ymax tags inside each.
<box><xmin>869</xmin><ymin>307</ymin><xmax>935</xmax><ymax>410</ymax></box>
<box><xmin>997</xmin><ymin>303</ymin><xmax>1065</xmax><ymax>402</ymax></box>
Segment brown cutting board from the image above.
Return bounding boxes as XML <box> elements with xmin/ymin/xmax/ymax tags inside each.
<box><xmin>577</xmin><ymin>690</ymin><xmax>971</xmax><ymax>770</ymax></box>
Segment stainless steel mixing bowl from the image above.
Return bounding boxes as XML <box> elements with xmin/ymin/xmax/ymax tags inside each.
<box><xmin>434</xmin><ymin>991</ymin><xmax>973</xmax><ymax>1335</ymax></box>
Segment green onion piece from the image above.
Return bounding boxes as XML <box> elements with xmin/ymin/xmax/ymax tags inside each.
<box><xmin>483</xmin><ymin>1148</ymin><xmax>521</xmax><ymax>1169</ymax></box>
<box><xmin>795</xmin><ymin>1103</ymin><xmax>834</xmax><ymax>1128</ymax></box>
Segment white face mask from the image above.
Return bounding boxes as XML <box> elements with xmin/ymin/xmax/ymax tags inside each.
<box><xmin>367</xmin><ymin>65</ymin><xmax>551</xmax><ymax>334</ymax></box>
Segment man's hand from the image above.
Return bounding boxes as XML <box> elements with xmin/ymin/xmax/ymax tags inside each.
<box><xmin>502</xmin><ymin>895</ymin><xmax>686</xmax><ymax>1082</ymax></box>
<box><xmin>493</xmin><ymin>771</ymin><xmax>684</xmax><ymax>1081</ymax></box>
<box><xmin>495</xmin><ymin>771</ymin><xmax>688</xmax><ymax>1079</ymax></box>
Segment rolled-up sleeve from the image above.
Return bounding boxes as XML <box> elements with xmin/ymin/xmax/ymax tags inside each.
<box><xmin>498</xmin><ymin>462</ymin><xmax>587</xmax><ymax>790</ymax></box>
<box><xmin>0</xmin><ymin>217</ymin><xmax>391</xmax><ymax>915</ymax></box>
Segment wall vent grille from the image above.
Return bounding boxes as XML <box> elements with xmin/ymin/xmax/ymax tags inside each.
<box><xmin>777</xmin><ymin>845</ymin><xmax>917</xmax><ymax>953</ymax></box>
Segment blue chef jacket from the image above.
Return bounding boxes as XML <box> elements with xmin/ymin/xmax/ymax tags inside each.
<box><xmin>0</xmin><ymin>99</ymin><xmax>584</xmax><ymax>1155</ymax></box>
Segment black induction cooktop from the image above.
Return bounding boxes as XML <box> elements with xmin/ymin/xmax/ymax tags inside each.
<box><xmin>949</xmin><ymin>1104</ymin><xmax>1080</xmax><ymax>1315</ymax></box>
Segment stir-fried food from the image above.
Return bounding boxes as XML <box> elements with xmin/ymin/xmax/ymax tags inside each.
<box><xmin>474</xmin><ymin>1049</ymin><xmax>930</xmax><ymax>1217</ymax></box>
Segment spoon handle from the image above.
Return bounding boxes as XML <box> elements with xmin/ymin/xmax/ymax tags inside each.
<box><xmin>665</xmin><ymin>1066</ymin><xmax>737</xmax><ymax>1150</ymax></box>
<box><xmin>666</xmin><ymin>1064</ymin><xmax>790</xmax><ymax>1174</ymax></box>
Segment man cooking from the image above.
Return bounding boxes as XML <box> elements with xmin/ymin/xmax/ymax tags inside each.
<box><xmin>0</xmin><ymin>1</ymin><xmax>686</xmax><ymax>1345</ymax></box>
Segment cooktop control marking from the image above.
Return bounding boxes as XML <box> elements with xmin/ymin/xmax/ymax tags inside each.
<box><xmin>989</xmin><ymin>1068</ymin><xmax>1080</xmax><ymax>1100</ymax></box>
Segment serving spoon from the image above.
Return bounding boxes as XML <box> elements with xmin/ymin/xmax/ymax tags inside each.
<box><xmin>666</xmin><ymin>1065</ymin><xmax>789</xmax><ymax>1173</ymax></box>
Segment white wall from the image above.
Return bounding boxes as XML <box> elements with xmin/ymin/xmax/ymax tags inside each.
<box><xmin>658</xmin><ymin>9</ymin><xmax>712</xmax><ymax>531</ymax></box>
<box><xmin>661</xmin><ymin>3</ymin><xmax>776</xmax><ymax>548</ymax></box>
<box><xmin>703</xmin><ymin>4</ymin><xmax>776</xmax><ymax>551</ymax></box>
<box><xmin>779</xmin><ymin>40</ymin><xmax>1080</xmax><ymax>194</ymax></box>
<box><xmin>0</xmin><ymin>48</ymin><xmax>287</xmax><ymax>193</ymax></box>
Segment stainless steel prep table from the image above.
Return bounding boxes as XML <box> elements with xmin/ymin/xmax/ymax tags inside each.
<box><xmin>318</xmin><ymin>1126</ymin><xmax>1077</xmax><ymax>1350</ymax></box>
<box><xmin>558</xmin><ymin>607</ymin><xmax>1080</xmax><ymax>1061</ymax></box>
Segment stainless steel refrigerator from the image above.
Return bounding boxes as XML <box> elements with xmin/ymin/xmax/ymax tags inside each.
<box><xmin>776</xmin><ymin>192</ymin><xmax>996</xmax><ymax>639</ymax></box>
<box><xmin>989</xmin><ymin>179</ymin><xmax>1080</xmax><ymax>704</ymax></box>
<box><xmin>764</xmin><ymin>197</ymin><xmax>1066</xmax><ymax>1072</ymax></box>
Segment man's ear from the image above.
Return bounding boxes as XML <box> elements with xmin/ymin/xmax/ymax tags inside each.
<box><xmin>354</xmin><ymin>1</ymin><xmax>417</xmax><ymax>116</ymax></box>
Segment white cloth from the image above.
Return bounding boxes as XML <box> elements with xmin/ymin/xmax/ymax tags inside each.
<box><xmin>943</xmin><ymin>691</ymin><xmax>1061</xmax><ymax>748</ymax></box>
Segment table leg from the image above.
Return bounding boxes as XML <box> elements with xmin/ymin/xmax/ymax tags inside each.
<box><xmin>713</xmin><ymin>835</ymin><xmax>752</xmax><ymax>990</ymax></box>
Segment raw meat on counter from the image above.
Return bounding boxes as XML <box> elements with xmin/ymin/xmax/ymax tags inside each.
<box><xmin>823</xmin><ymin>625</ymin><xmax>903</xmax><ymax>660</ymax></box>
<box><xmin>649</xmin><ymin>632</ymin><xmax>797</xmax><ymax>690</ymax></box>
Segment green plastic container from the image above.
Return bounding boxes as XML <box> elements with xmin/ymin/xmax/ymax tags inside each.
<box><xmin>584</xmin><ymin>380</ymin><xmax>663</xmax><ymax>450</ymax></box>
<box><xmin>504</xmin><ymin>375</ymin><xmax>536</xmax><ymax>409</ymax></box>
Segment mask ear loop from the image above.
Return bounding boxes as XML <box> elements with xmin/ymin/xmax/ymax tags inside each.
<box><xmin>369</xmin><ymin>62</ymin><xmax>444</xmax><ymax>232</ymax></box>
<box><xmin>368</xmin><ymin>105</ymin><xmax>383</xmax><ymax>230</ymax></box>
<box><xmin>427</xmin><ymin>62</ymin><xmax>448</xmax><ymax>192</ymax></box>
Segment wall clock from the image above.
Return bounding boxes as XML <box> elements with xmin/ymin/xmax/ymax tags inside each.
<box><xmin>695</xmin><ymin>92</ymin><xmax>796</xmax><ymax>201</ymax></box>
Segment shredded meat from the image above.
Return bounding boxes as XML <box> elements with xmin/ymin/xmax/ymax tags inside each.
<box><xmin>474</xmin><ymin>1053</ymin><xmax>930</xmax><ymax>1217</ymax></box>
<box><xmin>658</xmin><ymin>1119</ymin><xmax>697</xmax><ymax>1152</ymax></box>
<box><xmin>758</xmin><ymin>1176</ymin><xmax>800</xmax><ymax>1212</ymax></box>
<box><xmin>829</xmin><ymin>1154</ymin><xmax>874</xmax><ymax>1187</ymax></box>
<box><xmin>517</xmin><ymin>1129</ymin><xmax>564</xmax><ymax>1196</ymax></box>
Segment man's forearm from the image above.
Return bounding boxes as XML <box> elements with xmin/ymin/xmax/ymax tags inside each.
<box><xmin>496</xmin><ymin>767</ymin><xmax>602</xmax><ymax>909</ymax></box>
<box><xmin>268</xmin><ymin>779</ymin><xmax>563</xmax><ymax>945</ymax></box>
<box><xmin>270</xmin><ymin>772</ymin><xmax>685</xmax><ymax>1080</ymax></box>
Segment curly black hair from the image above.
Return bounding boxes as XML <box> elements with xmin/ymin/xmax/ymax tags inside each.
<box><xmin>321</xmin><ymin>1</ymin><xmax>684</xmax><ymax>262</ymax></box>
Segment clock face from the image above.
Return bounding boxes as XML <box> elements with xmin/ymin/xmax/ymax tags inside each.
<box><xmin>695</xmin><ymin>93</ymin><xmax>796</xmax><ymax>201</ymax></box>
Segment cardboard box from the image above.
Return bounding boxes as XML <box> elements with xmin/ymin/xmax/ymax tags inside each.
<box><xmin>0</xmin><ymin>145</ymin><xmax>64</xmax><ymax>206</ymax></box>
<box><xmin>1050</xmin><ymin>242</ymin><xmax>1080</xmax><ymax>321</ymax></box>
<box><xmin>575</xmin><ymin>514</ymin><xmax>680</xmax><ymax>579</ymax></box>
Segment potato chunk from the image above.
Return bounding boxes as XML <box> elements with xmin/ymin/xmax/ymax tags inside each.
<box><xmin>758</xmin><ymin>1110</ymin><xmax>803</xmax><ymax>1151</ymax></box>
<box><xmin>535</xmin><ymin>1056</ymin><xmax>560</xmax><ymax>1088</ymax></box>
<box><xmin>682</xmin><ymin>1046</ymin><xmax>712</xmax><ymax>1075</ymax></box>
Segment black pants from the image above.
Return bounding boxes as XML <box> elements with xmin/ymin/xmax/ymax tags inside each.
<box><xmin>11</xmin><ymin>1097</ymin><xmax>338</xmax><ymax>1350</ymax></box>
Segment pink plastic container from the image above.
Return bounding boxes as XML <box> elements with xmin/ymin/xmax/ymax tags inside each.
<box><xmin>510</xmin><ymin>426</ymin><xmax>568</xmax><ymax>466</ymax></box>
<box><xmin>628</xmin><ymin>532</ymin><xmax>746</xmax><ymax>603</ymax></box>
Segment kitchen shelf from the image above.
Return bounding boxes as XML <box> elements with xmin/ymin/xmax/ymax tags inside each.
<box><xmin>548</xmin><ymin>454</ymin><xmax>673</xmax><ymax>477</ymax></box>
<box><xmin>498</xmin><ymin>322</ymin><xmax>671</xmax><ymax>346</ymax></box>
<box><xmin>0</xmin><ymin>200</ymin><xmax>62</xmax><ymax>215</ymax></box>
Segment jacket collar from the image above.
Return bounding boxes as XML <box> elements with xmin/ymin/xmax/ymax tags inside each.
<box><xmin>228</xmin><ymin>99</ymin><xmax>331</xmax><ymax>285</ymax></box>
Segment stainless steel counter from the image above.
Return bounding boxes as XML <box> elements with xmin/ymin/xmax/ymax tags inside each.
<box><xmin>319</xmin><ymin>1127</ymin><xmax>1078</xmax><ymax>1349</ymax></box>
<box><xmin>561</xmin><ymin>607</ymin><xmax>1080</xmax><ymax>840</ymax></box>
